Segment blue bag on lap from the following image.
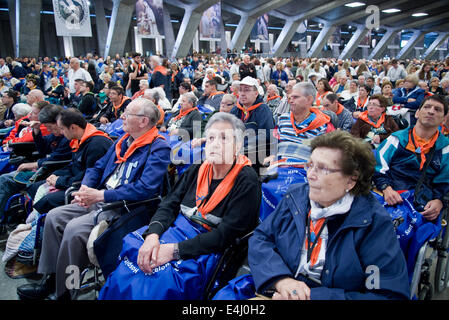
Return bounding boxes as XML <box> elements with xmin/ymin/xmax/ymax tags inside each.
<box><xmin>212</xmin><ymin>274</ymin><xmax>256</xmax><ymax>300</ymax></box>
<box><xmin>98</xmin><ymin>214</ymin><xmax>221</xmax><ymax>300</ymax></box>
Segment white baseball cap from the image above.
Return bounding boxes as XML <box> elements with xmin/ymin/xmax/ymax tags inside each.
<box><xmin>239</xmin><ymin>76</ymin><xmax>259</xmax><ymax>89</ymax></box>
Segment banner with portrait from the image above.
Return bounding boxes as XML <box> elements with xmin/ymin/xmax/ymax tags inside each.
<box><xmin>52</xmin><ymin>0</ymin><xmax>92</xmax><ymax>37</ymax></box>
<box><xmin>292</xmin><ymin>20</ymin><xmax>308</xmax><ymax>42</ymax></box>
<box><xmin>199</xmin><ymin>2</ymin><xmax>221</xmax><ymax>41</ymax></box>
<box><xmin>250</xmin><ymin>14</ymin><xmax>269</xmax><ymax>43</ymax></box>
<box><xmin>136</xmin><ymin>0</ymin><xmax>164</xmax><ymax>37</ymax></box>
<box><xmin>327</xmin><ymin>27</ymin><xmax>341</xmax><ymax>46</ymax></box>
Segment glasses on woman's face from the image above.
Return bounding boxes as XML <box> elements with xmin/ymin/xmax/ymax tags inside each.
<box><xmin>304</xmin><ymin>161</ymin><xmax>342</xmax><ymax>176</ymax></box>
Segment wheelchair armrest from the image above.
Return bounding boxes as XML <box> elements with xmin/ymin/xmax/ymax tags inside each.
<box><xmin>8</xmin><ymin>156</ymin><xmax>26</xmax><ymax>165</ymax></box>
<box><xmin>93</xmin><ymin>197</ymin><xmax>162</xmax><ymax>225</ymax></box>
<box><xmin>40</xmin><ymin>159</ymin><xmax>72</xmax><ymax>171</ymax></box>
<box><xmin>9</xmin><ymin>142</ymin><xmax>36</xmax><ymax>154</ymax></box>
<box><xmin>64</xmin><ymin>181</ymin><xmax>82</xmax><ymax>205</ymax></box>
<box><xmin>259</xmin><ymin>171</ymin><xmax>278</xmax><ymax>184</ymax></box>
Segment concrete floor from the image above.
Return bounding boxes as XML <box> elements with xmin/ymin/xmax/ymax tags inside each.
<box><xmin>0</xmin><ymin>235</ymin><xmax>448</xmax><ymax>300</ymax></box>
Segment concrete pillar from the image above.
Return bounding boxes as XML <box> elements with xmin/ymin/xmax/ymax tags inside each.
<box><xmin>396</xmin><ymin>31</ymin><xmax>425</xmax><ymax>60</ymax></box>
<box><xmin>104</xmin><ymin>0</ymin><xmax>135</xmax><ymax>58</ymax></box>
<box><xmin>307</xmin><ymin>25</ymin><xmax>336</xmax><ymax>58</ymax></box>
<box><xmin>193</xmin><ymin>30</ymin><xmax>199</xmax><ymax>53</ymax></box>
<box><xmin>271</xmin><ymin>19</ymin><xmax>301</xmax><ymax>56</ymax></box>
<box><xmin>225</xmin><ymin>31</ymin><xmax>232</xmax><ymax>49</ymax></box>
<box><xmin>162</xmin><ymin>5</ymin><xmax>175</xmax><ymax>58</ymax></box>
<box><xmin>93</xmin><ymin>0</ymin><xmax>108</xmax><ymax>58</ymax></box>
<box><xmin>220</xmin><ymin>20</ymin><xmax>227</xmax><ymax>55</ymax></box>
<box><xmin>171</xmin><ymin>0</ymin><xmax>220</xmax><ymax>59</ymax></box>
<box><xmin>229</xmin><ymin>14</ymin><xmax>256</xmax><ymax>54</ymax></box>
<box><xmin>422</xmin><ymin>33</ymin><xmax>449</xmax><ymax>59</ymax></box>
<box><xmin>8</xmin><ymin>0</ymin><xmax>42</xmax><ymax>57</ymax></box>
<box><xmin>338</xmin><ymin>27</ymin><xmax>370</xmax><ymax>60</ymax></box>
<box><xmin>368</xmin><ymin>29</ymin><xmax>396</xmax><ymax>60</ymax></box>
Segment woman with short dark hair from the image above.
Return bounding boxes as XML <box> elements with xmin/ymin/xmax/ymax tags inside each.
<box><xmin>249</xmin><ymin>130</ymin><xmax>410</xmax><ymax>300</ymax></box>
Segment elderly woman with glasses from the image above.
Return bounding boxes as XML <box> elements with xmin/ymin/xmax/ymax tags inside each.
<box><xmin>350</xmin><ymin>94</ymin><xmax>399</xmax><ymax>148</ymax></box>
<box><xmin>99</xmin><ymin>112</ymin><xmax>261</xmax><ymax>300</ymax></box>
<box><xmin>248</xmin><ymin>130</ymin><xmax>409</xmax><ymax>300</ymax></box>
<box><xmin>160</xmin><ymin>91</ymin><xmax>202</xmax><ymax>139</ymax></box>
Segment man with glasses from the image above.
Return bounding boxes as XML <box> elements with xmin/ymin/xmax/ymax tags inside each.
<box><xmin>374</xmin><ymin>95</ymin><xmax>449</xmax><ymax>221</ymax></box>
<box><xmin>17</xmin><ymin>98</ymin><xmax>171</xmax><ymax>300</ymax></box>
<box><xmin>321</xmin><ymin>93</ymin><xmax>353</xmax><ymax>131</ymax></box>
<box><xmin>273</xmin><ymin>79</ymin><xmax>297</xmax><ymax>124</ymax></box>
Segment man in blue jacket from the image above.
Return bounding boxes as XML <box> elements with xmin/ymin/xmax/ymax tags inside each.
<box><xmin>0</xmin><ymin>104</ymin><xmax>72</xmax><ymax>222</ymax></box>
<box><xmin>17</xmin><ymin>98</ymin><xmax>171</xmax><ymax>300</ymax></box>
<box><xmin>374</xmin><ymin>95</ymin><xmax>449</xmax><ymax>221</ymax></box>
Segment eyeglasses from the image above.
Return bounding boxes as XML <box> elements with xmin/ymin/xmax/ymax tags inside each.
<box><xmin>304</xmin><ymin>161</ymin><xmax>342</xmax><ymax>176</ymax></box>
<box><xmin>122</xmin><ymin>112</ymin><xmax>148</xmax><ymax>119</ymax></box>
<box><xmin>239</xmin><ymin>88</ymin><xmax>255</xmax><ymax>93</ymax></box>
<box><xmin>367</xmin><ymin>102</ymin><xmax>381</xmax><ymax>107</ymax></box>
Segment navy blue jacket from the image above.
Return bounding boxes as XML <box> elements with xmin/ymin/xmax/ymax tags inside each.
<box><xmin>248</xmin><ymin>183</ymin><xmax>410</xmax><ymax>300</ymax></box>
<box><xmin>82</xmin><ymin>134</ymin><xmax>171</xmax><ymax>203</ymax></box>
<box><xmin>32</xmin><ymin>131</ymin><xmax>72</xmax><ymax>167</ymax></box>
<box><xmin>392</xmin><ymin>86</ymin><xmax>425</xmax><ymax>111</ymax></box>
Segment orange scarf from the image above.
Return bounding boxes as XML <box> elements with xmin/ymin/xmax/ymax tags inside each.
<box><xmin>290</xmin><ymin>108</ymin><xmax>330</xmax><ymax>136</ymax></box>
<box><xmin>305</xmin><ymin>210</ymin><xmax>325</xmax><ymax>267</ymax></box>
<box><xmin>173</xmin><ymin>106</ymin><xmax>198</xmax><ymax>121</ymax></box>
<box><xmin>208</xmin><ymin>91</ymin><xmax>225</xmax><ymax>98</ymax></box>
<box><xmin>236</xmin><ymin>102</ymin><xmax>263</xmax><ymax>122</ymax></box>
<box><xmin>406</xmin><ymin>127</ymin><xmax>439</xmax><ymax>170</ymax></box>
<box><xmin>358</xmin><ymin>111</ymin><xmax>386</xmax><ymax>129</ymax></box>
<box><xmin>115</xmin><ymin>126</ymin><xmax>163</xmax><ymax>164</ymax></box>
<box><xmin>357</xmin><ymin>97</ymin><xmax>368</xmax><ymax>110</ymax></box>
<box><xmin>266</xmin><ymin>95</ymin><xmax>281</xmax><ymax>102</ymax></box>
<box><xmin>335</xmin><ymin>103</ymin><xmax>345</xmax><ymax>115</ymax></box>
<box><xmin>156</xmin><ymin>105</ymin><xmax>165</xmax><ymax>126</ymax></box>
<box><xmin>171</xmin><ymin>70</ymin><xmax>178</xmax><ymax>82</ymax></box>
<box><xmin>70</xmin><ymin>123</ymin><xmax>112</xmax><ymax>152</ymax></box>
<box><xmin>196</xmin><ymin>154</ymin><xmax>252</xmax><ymax>231</ymax></box>
<box><xmin>315</xmin><ymin>91</ymin><xmax>330</xmax><ymax>106</ymax></box>
<box><xmin>153</xmin><ymin>65</ymin><xmax>167</xmax><ymax>76</ymax></box>
<box><xmin>113</xmin><ymin>96</ymin><xmax>130</xmax><ymax>118</ymax></box>
<box><xmin>131</xmin><ymin>90</ymin><xmax>145</xmax><ymax>100</ymax></box>
<box><xmin>442</xmin><ymin>125</ymin><xmax>449</xmax><ymax>136</ymax></box>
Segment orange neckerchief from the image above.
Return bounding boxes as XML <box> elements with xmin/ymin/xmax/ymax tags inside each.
<box><xmin>131</xmin><ymin>90</ymin><xmax>145</xmax><ymax>100</ymax></box>
<box><xmin>70</xmin><ymin>123</ymin><xmax>112</xmax><ymax>152</ymax></box>
<box><xmin>290</xmin><ymin>108</ymin><xmax>330</xmax><ymax>136</ymax></box>
<box><xmin>115</xmin><ymin>126</ymin><xmax>163</xmax><ymax>164</ymax></box>
<box><xmin>113</xmin><ymin>96</ymin><xmax>130</xmax><ymax>118</ymax></box>
<box><xmin>305</xmin><ymin>210</ymin><xmax>326</xmax><ymax>267</ymax></box>
<box><xmin>208</xmin><ymin>91</ymin><xmax>225</xmax><ymax>98</ymax></box>
<box><xmin>357</xmin><ymin>96</ymin><xmax>368</xmax><ymax>110</ymax></box>
<box><xmin>266</xmin><ymin>95</ymin><xmax>281</xmax><ymax>102</ymax></box>
<box><xmin>196</xmin><ymin>154</ymin><xmax>252</xmax><ymax>231</ymax></box>
<box><xmin>236</xmin><ymin>101</ymin><xmax>263</xmax><ymax>122</ymax></box>
<box><xmin>173</xmin><ymin>106</ymin><xmax>198</xmax><ymax>121</ymax></box>
<box><xmin>156</xmin><ymin>105</ymin><xmax>165</xmax><ymax>126</ymax></box>
<box><xmin>406</xmin><ymin>127</ymin><xmax>439</xmax><ymax>170</ymax></box>
<box><xmin>153</xmin><ymin>65</ymin><xmax>167</xmax><ymax>76</ymax></box>
<box><xmin>171</xmin><ymin>70</ymin><xmax>178</xmax><ymax>82</ymax></box>
<box><xmin>358</xmin><ymin>111</ymin><xmax>386</xmax><ymax>129</ymax></box>
<box><xmin>315</xmin><ymin>91</ymin><xmax>330</xmax><ymax>106</ymax></box>
<box><xmin>207</xmin><ymin>74</ymin><xmax>215</xmax><ymax>81</ymax></box>
<box><xmin>335</xmin><ymin>103</ymin><xmax>345</xmax><ymax>115</ymax></box>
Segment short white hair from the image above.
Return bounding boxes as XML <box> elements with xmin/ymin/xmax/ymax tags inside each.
<box><xmin>12</xmin><ymin>103</ymin><xmax>32</xmax><ymax>119</ymax></box>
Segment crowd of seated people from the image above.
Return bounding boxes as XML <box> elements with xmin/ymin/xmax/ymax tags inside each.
<box><xmin>0</xmin><ymin>52</ymin><xmax>447</xmax><ymax>301</ymax></box>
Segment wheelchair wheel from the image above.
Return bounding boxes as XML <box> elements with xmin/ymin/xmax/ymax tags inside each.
<box><xmin>435</xmin><ymin>224</ymin><xmax>449</xmax><ymax>293</ymax></box>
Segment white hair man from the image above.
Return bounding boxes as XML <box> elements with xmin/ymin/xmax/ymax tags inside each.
<box><xmin>68</xmin><ymin>58</ymin><xmax>93</xmax><ymax>94</ymax></box>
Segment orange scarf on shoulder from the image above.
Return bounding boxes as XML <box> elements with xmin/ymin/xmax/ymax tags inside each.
<box><xmin>196</xmin><ymin>154</ymin><xmax>252</xmax><ymax>231</ymax></box>
<box><xmin>442</xmin><ymin>125</ymin><xmax>449</xmax><ymax>136</ymax></box>
<box><xmin>208</xmin><ymin>91</ymin><xmax>225</xmax><ymax>98</ymax></box>
<box><xmin>113</xmin><ymin>96</ymin><xmax>130</xmax><ymax>118</ymax></box>
<box><xmin>290</xmin><ymin>108</ymin><xmax>330</xmax><ymax>136</ymax></box>
<box><xmin>335</xmin><ymin>103</ymin><xmax>345</xmax><ymax>115</ymax></box>
<box><xmin>173</xmin><ymin>107</ymin><xmax>198</xmax><ymax>121</ymax></box>
<box><xmin>236</xmin><ymin>102</ymin><xmax>263</xmax><ymax>122</ymax></box>
<box><xmin>70</xmin><ymin>123</ymin><xmax>112</xmax><ymax>152</ymax></box>
<box><xmin>358</xmin><ymin>111</ymin><xmax>386</xmax><ymax>129</ymax></box>
<box><xmin>315</xmin><ymin>91</ymin><xmax>330</xmax><ymax>106</ymax></box>
<box><xmin>153</xmin><ymin>65</ymin><xmax>167</xmax><ymax>76</ymax></box>
<box><xmin>115</xmin><ymin>126</ymin><xmax>163</xmax><ymax>164</ymax></box>
<box><xmin>406</xmin><ymin>127</ymin><xmax>439</xmax><ymax>170</ymax></box>
<box><xmin>266</xmin><ymin>95</ymin><xmax>281</xmax><ymax>102</ymax></box>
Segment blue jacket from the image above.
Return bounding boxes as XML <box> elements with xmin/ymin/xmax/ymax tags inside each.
<box><xmin>373</xmin><ymin>127</ymin><xmax>449</xmax><ymax>201</ymax></box>
<box><xmin>82</xmin><ymin>135</ymin><xmax>171</xmax><ymax>203</ymax></box>
<box><xmin>248</xmin><ymin>183</ymin><xmax>410</xmax><ymax>300</ymax></box>
<box><xmin>392</xmin><ymin>86</ymin><xmax>425</xmax><ymax>111</ymax></box>
<box><xmin>230</xmin><ymin>96</ymin><xmax>275</xmax><ymax>137</ymax></box>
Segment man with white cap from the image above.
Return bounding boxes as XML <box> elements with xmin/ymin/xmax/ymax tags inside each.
<box><xmin>230</xmin><ymin>76</ymin><xmax>274</xmax><ymax>170</ymax></box>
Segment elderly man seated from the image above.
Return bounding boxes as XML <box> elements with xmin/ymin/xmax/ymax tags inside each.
<box><xmin>17</xmin><ymin>98</ymin><xmax>171</xmax><ymax>300</ymax></box>
<box><xmin>264</xmin><ymin>84</ymin><xmax>282</xmax><ymax>113</ymax></box>
<box><xmin>264</xmin><ymin>82</ymin><xmax>335</xmax><ymax>166</ymax></box>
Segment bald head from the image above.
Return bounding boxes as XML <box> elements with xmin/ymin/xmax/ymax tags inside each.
<box><xmin>27</xmin><ymin>89</ymin><xmax>44</xmax><ymax>106</ymax></box>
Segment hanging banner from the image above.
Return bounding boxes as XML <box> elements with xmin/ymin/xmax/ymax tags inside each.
<box><xmin>53</xmin><ymin>0</ymin><xmax>92</xmax><ymax>37</ymax></box>
<box><xmin>136</xmin><ymin>0</ymin><xmax>164</xmax><ymax>37</ymax></box>
<box><xmin>250</xmin><ymin>14</ymin><xmax>269</xmax><ymax>43</ymax></box>
<box><xmin>359</xmin><ymin>30</ymin><xmax>372</xmax><ymax>48</ymax></box>
<box><xmin>199</xmin><ymin>2</ymin><xmax>221</xmax><ymax>41</ymax></box>
<box><xmin>292</xmin><ymin>20</ymin><xmax>308</xmax><ymax>43</ymax></box>
<box><xmin>327</xmin><ymin>27</ymin><xmax>341</xmax><ymax>46</ymax></box>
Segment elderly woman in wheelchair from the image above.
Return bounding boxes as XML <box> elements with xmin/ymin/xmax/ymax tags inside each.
<box><xmin>247</xmin><ymin>131</ymin><xmax>410</xmax><ymax>300</ymax></box>
<box><xmin>99</xmin><ymin>112</ymin><xmax>260</xmax><ymax>300</ymax></box>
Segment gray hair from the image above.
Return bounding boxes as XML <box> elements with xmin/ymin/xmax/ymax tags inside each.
<box><xmin>143</xmin><ymin>88</ymin><xmax>161</xmax><ymax>105</ymax></box>
<box><xmin>222</xmin><ymin>93</ymin><xmax>237</xmax><ymax>105</ymax></box>
<box><xmin>133</xmin><ymin>98</ymin><xmax>160</xmax><ymax>127</ymax></box>
<box><xmin>205</xmin><ymin>112</ymin><xmax>246</xmax><ymax>149</ymax></box>
<box><xmin>181</xmin><ymin>92</ymin><xmax>198</xmax><ymax>106</ymax></box>
<box><xmin>292</xmin><ymin>82</ymin><xmax>316</xmax><ymax>98</ymax></box>
<box><xmin>12</xmin><ymin>103</ymin><xmax>32</xmax><ymax>119</ymax></box>
<box><xmin>268</xmin><ymin>84</ymin><xmax>279</xmax><ymax>95</ymax></box>
<box><xmin>150</xmin><ymin>55</ymin><xmax>161</xmax><ymax>65</ymax></box>
<box><xmin>139</xmin><ymin>79</ymin><xmax>149</xmax><ymax>87</ymax></box>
